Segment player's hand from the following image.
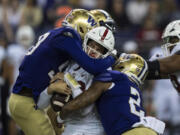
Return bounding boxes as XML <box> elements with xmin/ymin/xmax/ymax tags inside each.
<box><xmin>48</xmin><ymin>73</ymin><xmax>71</xmax><ymax>95</ymax></box>
<box><xmin>48</xmin><ymin>80</ymin><xmax>71</xmax><ymax>95</ymax></box>
<box><xmin>120</xmin><ymin>53</ymin><xmax>136</xmax><ymax>59</ymax></box>
<box><xmin>114</xmin><ymin>53</ymin><xmax>132</xmax><ymax>66</ymax></box>
<box><xmin>50</xmin><ymin>72</ymin><xmax>64</xmax><ymax>84</ymax></box>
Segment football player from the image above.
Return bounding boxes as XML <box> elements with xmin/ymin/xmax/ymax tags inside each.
<box><xmin>148</xmin><ymin>20</ymin><xmax>180</xmax><ymax>134</ymax></box>
<box><xmin>120</xmin><ymin>20</ymin><xmax>180</xmax><ymax>93</ymax></box>
<box><xmin>60</xmin><ymin>54</ymin><xmax>165</xmax><ymax>135</ymax></box>
<box><xmin>8</xmin><ymin>9</ymin><xmax>116</xmax><ymax>135</ymax></box>
<box><xmin>145</xmin><ymin>20</ymin><xmax>180</xmax><ymax>83</ymax></box>
<box><xmin>38</xmin><ymin>26</ymin><xmax>116</xmax><ymax>135</ymax></box>
<box><xmin>149</xmin><ymin>47</ymin><xmax>180</xmax><ymax>134</ymax></box>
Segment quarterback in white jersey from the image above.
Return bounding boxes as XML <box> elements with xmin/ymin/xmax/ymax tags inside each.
<box><xmin>61</xmin><ymin>61</ymin><xmax>105</xmax><ymax>135</ymax></box>
<box><xmin>38</xmin><ymin>26</ymin><xmax>116</xmax><ymax>135</ymax></box>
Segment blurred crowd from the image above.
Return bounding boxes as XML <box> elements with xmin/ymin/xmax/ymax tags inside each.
<box><xmin>0</xmin><ymin>0</ymin><xmax>180</xmax><ymax>135</ymax></box>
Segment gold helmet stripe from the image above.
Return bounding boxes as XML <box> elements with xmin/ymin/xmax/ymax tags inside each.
<box><xmin>138</xmin><ymin>61</ymin><xmax>148</xmax><ymax>80</ymax></box>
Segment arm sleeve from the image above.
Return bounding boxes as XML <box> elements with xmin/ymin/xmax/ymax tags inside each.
<box><xmin>53</xmin><ymin>36</ymin><xmax>115</xmax><ymax>75</ymax></box>
<box><xmin>37</xmin><ymin>88</ymin><xmax>52</xmax><ymax>109</ymax></box>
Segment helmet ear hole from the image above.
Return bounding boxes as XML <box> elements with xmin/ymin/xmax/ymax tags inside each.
<box><xmin>79</xmin><ymin>27</ymin><xmax>84</xmax><ymax>34</ymax></box>
<box><xmin>99</xmin><ymin>20</ymin><xmax>105</xmax><ymax>26</ymax></box>
<box><xmin>119</xmin><ymin>66</ymin><xmax>124</xmax><ymax>70</ymax></box>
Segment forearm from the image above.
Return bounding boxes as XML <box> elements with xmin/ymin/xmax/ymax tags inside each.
<box><xmin>146</xmin><ymin>55</ymin><xmax>180</xmax><ymax>79</ymax></box>
<box><xmin>61</xmin><ymin>81</ymin><xmax>111</xmax><ymax>119</ymax></box>
<box><xmin>159</xmin><ymin>54</ymin><xmax>180</xmax><ymax>74</ymax></box>
<box><xmin>70</xmin><ymin>45</ymin><xmax>116</xmax><ymax>75</ymax></box>
<box><xmin>61</xmin><ymin>37</ymin><xmax>115</xmax><ymax>74</ymax></box>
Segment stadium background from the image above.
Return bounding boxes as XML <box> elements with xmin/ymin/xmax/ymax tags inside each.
<box><xmin>0</xmin><ymin>0</ymin><xmax>180</xmax><ymax>135</ymax></box>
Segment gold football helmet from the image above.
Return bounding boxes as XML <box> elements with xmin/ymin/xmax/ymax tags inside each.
<box><xmin>114</xmin><ymin>54</ymin><xmax>148</xmax><ymax>86</ymax></box>
<box><xmin>90</xmin><ymin>9</ymin><xmax>115</xmax><ymax>32</ymax></box>
<box><xmin>62</xmin><ymin>9</ymin><xmax>98</xmax><ymax>40</ymax></box>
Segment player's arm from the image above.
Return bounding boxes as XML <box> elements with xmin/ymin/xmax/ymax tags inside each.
<box><xmin>159</xmin><ymin>54</ymin><xmax>180</xmax><ymax>74</ymax></box>
<box><xmin>52</xmin><ymin>35</ymin><xmax>116</xmax><ymax>75</ymax></box>
<box><xmin>147</xmin><ymin>54</ymin><xmax>180</xmax><ymax>79</ymax></box>
<box><xmin>37</xmin><ymin>73</ymin><xmax>71</xmax><ymax>109</ymax></box>
<box><xmin>60</xmin><ymin>81</ymin><xmax>112</xmax><ymax>119</ymax></box>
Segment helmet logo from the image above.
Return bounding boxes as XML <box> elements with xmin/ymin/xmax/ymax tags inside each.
<box><xmin>169</xmin><ymin>28</ymin><xmax>175</xmax><ymax>32</ymax></box>
<box><xmin>101</xmin><ymin>28</ymin><xmax>109</xmax><ymax>41</ymax></box>
<box><xmin>88</xmin><ymin>16</ymin><xmax>97</xmax><ymax>26</ymax></box>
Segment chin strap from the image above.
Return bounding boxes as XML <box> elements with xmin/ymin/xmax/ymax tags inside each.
<box><xmin>169</xmin><ymin>74</ymin><xmax>180</xmax><ymax>93</ymax></box>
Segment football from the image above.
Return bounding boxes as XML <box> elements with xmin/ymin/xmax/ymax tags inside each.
<box><xmin>50</xmin><ymin>92</ymin><xmax>71</xmax><ymax>112</ymax></box>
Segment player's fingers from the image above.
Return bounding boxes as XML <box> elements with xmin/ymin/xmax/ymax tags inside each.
<box><xmin>64</xmin><ymin>88</ymin><xmax>72</xmax><ymax>94</ymax></box>
<box><xmin>50</xmin><ymin>73</ymin><xmax>64</xmax><ymax>83</ymax></box>
<box><xmin>120</xmin><ymin>53</ymin><xmax>136</xmax><ymax>60</ymax></box>
<box><xmin>58</xmin><ymin>84</ymin><xmax>71</xmax><ymax>95</ymax></box>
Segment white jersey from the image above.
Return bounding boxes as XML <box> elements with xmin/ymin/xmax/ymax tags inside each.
<box><xmin>37</xmin><ymin>61</ymin><xmax>105</xmax><ymax>135</ymax></box>
<box><xmin>62</xmin><ymin>61</ymin><xmax>105</xmax><ymax>135</ymax></box>
<box><xmin>150</xmin><ymin>45</ymin><xmax>180</xmax><ymax>125</ymax></box>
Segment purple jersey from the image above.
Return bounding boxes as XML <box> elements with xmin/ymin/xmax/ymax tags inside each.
<box><xmin>12</xmin><ymin>27</ymin><xmax>115</xmax><ymax>102</ymax></box>
<box><xmin>95</xmin><ymin>70</ymin><xmax>145</xmax><ymax>135</ymax></box>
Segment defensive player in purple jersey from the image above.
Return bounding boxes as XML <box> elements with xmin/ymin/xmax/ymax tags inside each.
<box><xmin>59</xmin><ymin>54</ymin><xmax>165</xmax><ymax>135</ymax></box>
<box><xmin>8</xmin><ymin>9</ymin><xmax>116</xmax><ymax>135</ymax></box>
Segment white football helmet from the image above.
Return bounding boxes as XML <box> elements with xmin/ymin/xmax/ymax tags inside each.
<box><xmin>16</xmin><ymin>25</ymin><xmax>35</xmax><ymax>49</ymax></box>
<box><xmin>83</xmin><ymin>26</ymin><xmax>116</xmax><ymax>58</ymax></box>
<box><xmin>161</xmin><ymin>20</ymin><xmax>180</xmax><ymax>56</ymax></box>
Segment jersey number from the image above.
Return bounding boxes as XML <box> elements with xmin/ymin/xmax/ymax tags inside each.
<box><xmin>129</xmin><ymin>87</ymin><xmax>145</xmax><ymax>117</ymax></box>
<box><xmin>27</xmin><ymin>32</ymin><xmax>50</xmax><ymax>55</ymax></box>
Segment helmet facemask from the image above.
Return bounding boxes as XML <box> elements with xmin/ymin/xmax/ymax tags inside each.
<box><xmin>161</xmin><ymin>20</ymin><xmax>180</xmax><ymax>56</ymax></box>
<box><xmin>161</xmin><ymin>36</ymin><xmax>180</xmax><ymax>56</ymax></box>
<box><xmin>85</xmin><ymin>39</ymin><xmax>108</xmax><ymax>59</ymax></box>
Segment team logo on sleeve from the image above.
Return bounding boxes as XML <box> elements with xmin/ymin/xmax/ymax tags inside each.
<box><xmin>88</xmin><ymin>16</ymin><xmax>97</xmax><ymax>26</ymax></box>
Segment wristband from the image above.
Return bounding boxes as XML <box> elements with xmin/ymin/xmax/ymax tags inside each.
<box><xmin>146</xmin><ymin>60</ymin><xmax>161</xmax><ymax>80</ymax></box>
